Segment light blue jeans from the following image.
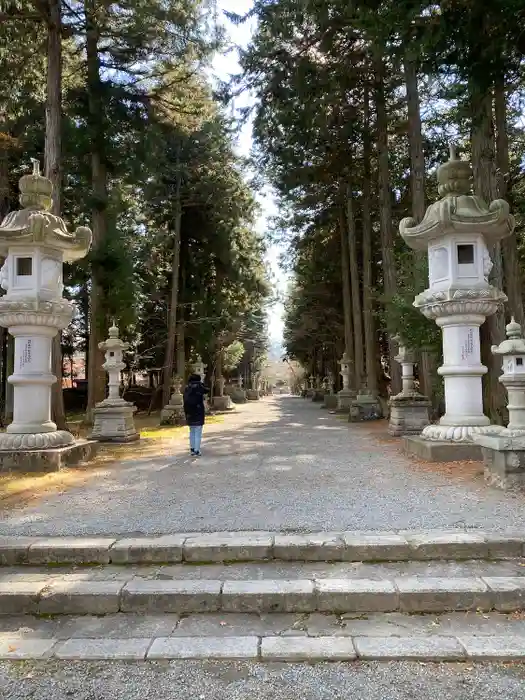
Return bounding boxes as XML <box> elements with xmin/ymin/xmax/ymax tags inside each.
<box><xmin>189</xmin><ymin>425</ymin><xmax>203</xmax><ymax>453</ymax></box>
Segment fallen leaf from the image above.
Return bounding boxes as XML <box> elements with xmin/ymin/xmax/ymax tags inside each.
<box><xmin>7</xmin><ymin>645</ymin><xmax>17</xmax><ymax>653</ymax></box>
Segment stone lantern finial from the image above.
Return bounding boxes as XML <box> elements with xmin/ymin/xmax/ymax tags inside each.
<box><xmin>19</xmin><ymin>158</ymin><xmax>53</xmax><ymax>211</ymax></box>
<box><xmin>506</xmin><ymin>317</ymin><xmax>521</xmax><ymax>340</ymax></box>
<box><xmin>437</xmin><ymin>144</ymin><xmax>472</xmax><ymax>198</ymax></box>
<box><xmin>108</xmin><ymin>320</ymin><xmax>119</xmax><ymax>339</ymax></box>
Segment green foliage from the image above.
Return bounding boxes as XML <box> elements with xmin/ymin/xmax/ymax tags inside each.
<box><xmin>222</xmin><ymin>340</ymin><xmax>244</xmax><ymax>372</ymax></box>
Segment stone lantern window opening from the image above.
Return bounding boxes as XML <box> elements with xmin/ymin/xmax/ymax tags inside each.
<box><xmin>16</xmin><ymin>257</ymin><xmax>32</xmax><ymax>276</ymax></box>
<box><xmin>457</xmin><ymin>244</ymin><xmax>474</xmax><ymax>265</ymax></box>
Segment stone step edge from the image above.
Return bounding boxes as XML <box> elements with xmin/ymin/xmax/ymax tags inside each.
<box><xmin>1</xmin><ymin>634</ymin><xmax>524</xmax><ymax>662</ymax></box>
<box><xmin>4</xmin><ymin>576</ymin><xmax>525</xmax><ymax>615</ymax></box>
<box><xmin>2</xmin><ymin>530</ymin><xmax>525</xmax><ymax>566</ymax></box>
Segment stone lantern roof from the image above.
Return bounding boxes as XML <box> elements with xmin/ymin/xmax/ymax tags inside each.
<box><xmin>399</xmin><ymin>145</ymin><xmax>515</xmax><ymax>251</ymax></box>
<box><xmin>0</xmin><ymin>159</ymin><xmax>91</xmax><ymax>261</ymax></box>
<box><xmin>491</xmin><ymin>318</ymin><xmax>525</xmax><ymax>356</ymax></box>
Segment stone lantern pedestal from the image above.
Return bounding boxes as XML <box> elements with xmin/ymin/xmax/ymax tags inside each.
<box><xmin>212</xmin><ymin>375</ymin><xmax>234</xmax><ymax>411</ymax></box>
<box><xmin>337</xmin><ymin>351</ymin><xmax>356</xmax><ymax>412</ymax></box>
<box><xmin>389</xmin><ymin>336</ymin><xmax>431</xmax><ymax>436</ymax></box>
<box><xmin>350</xmin><ymin>388</ymin><xmax>383</xmax><ymax>422</ymax></box>
<box><xmin>399</xmin><ymin>146</ymin><xmax>514</xmax><ymax>462</ymax></box>
<box><xmin>230</xmin><ymin>375</ymin><xmax>247</xmax><ymax>404</ymax></box>
<box><xmin>0</xmin><ymin>160</ymin><xmax>96</xmax><ymax>471</ymax></box>
<box><xmin>474</xmin><ymin>319</ymin><xmax>525</xmax><ymax>489</ymax></box>
<box><xmin>90</xmin><ymin>324</ymin><xmax>139</xmax><ymax>442</ymax></box>
<box><xmin>160</xmin><ymin>375</ymin><xmax>185</xmax><ymax>425</ymax></box>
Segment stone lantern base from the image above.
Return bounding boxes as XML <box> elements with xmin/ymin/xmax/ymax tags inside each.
<box><xmin>0</xmin><ymin>440</ymin><xmax>97</xmax><ymax>473</ymax></box>
<box><xmin>160</xmin><ymin>393</ymin><xmax>185</xmax><ymax>425</ymax></box>
<box><xmin>350</xmin><ymin>390</ymin><xmax>383</xmax><ymax>422</ymax></box>
<box><xmin>230</xmin><ymin>389</ymin><xmax>247</xmax><ymax>404</ymax></box>
<box><xmin>246</xmin><ymin>389</ymin><xmax>260</xmax><ymax>401</ymax></box>
<box><xmin>402</xmin><ymin>435</ymin><xmax>483</xmax><ymax>463</ymax></box>
<box><xmin>322</xmin><ymin>394</ymin><xmax>338</xmax><ymax>410</ymax></box>
<box><xmin>212</xmin><ymin>395</ymin><xmax>235</xmax><ymax>412</ymax></box>
<box><xmin>473</xmin><ymin>432</ymin><xmax>525</xmax><ymax>490</ymax></box>
<box><xmin>336</xmin><ymin>389</ymin><xmax>356</xmax><ymax>413</ymax></box>
<box><xmin>90</xmin><ymin>399</ymin><xmax>139</xmax><ymax>443</ymax></box>
<box><xmin>388</xmin><ymin>393</ymin><xmax>431</xmax><ymax>436</ymax></box>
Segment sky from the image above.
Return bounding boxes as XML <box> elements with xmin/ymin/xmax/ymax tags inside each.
<box><xmin>210</xmin><ymin>0</ymin><xmax>287</xmax><ymax>347</ymax></box>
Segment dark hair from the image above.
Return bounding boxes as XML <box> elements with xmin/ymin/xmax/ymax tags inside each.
<box><xmin>188</xmin><ymin>373</ymin><xmax>201</xmax><ymax>382</ymax></box>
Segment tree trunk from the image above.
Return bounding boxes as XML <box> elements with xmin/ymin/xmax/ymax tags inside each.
<box><xmin>374</xmin><ymin>50</ymin><xmax>400</xmax><ymax>394</ymax></box>
<box><xmin>404</xmin><ymin>54</ymin><xmax>434</xmax><ymax>401</ymax></box>
<box><xmin>86</xmin><ymin>1</ymin><xmax>109</xmax><ymax>414</ymax></box>
<box><xmin>339</xmin><ymin>207</ymin><xmax>355</xmax><ymax>388</ymax></box>
<box><xmin>44</xmin><ymin>0</ymin><xmax>68</xmax><ymax>431</ymax></box>
<box><xmin>161</xmin><ymin>147</ymin><xmax>182</xmax><ymax>407</ymax></box>
<box><xmin>495</xmin><ymin>75</ymin><xmax>523</xmax><ymax>327</ymax></box>
<box><xmin>362</xmin><ymin>83</ymin><xmax>378</xmax><ymax>395</ymax></box>
<box><xmin>176</xmin><ymin>321</ymin><xmax>185</xmax><ymax>379</ymax></box>
<box><xmin>345</xmin><ymin>184</ymin><xmax>364</xmax><ymax>390</ymax></box>
<box><xmin>471</xmin><ymin>87</ymin><xmax>506</xmax><ymax>424</ymax></box>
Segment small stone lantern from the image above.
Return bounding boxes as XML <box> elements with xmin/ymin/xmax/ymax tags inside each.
<box><xmin>474</xmin><ymin>319</ymin><xmax>525</xmax><ymax>489</ymax></box>
<box><xmin>160</xmin><ymin>375</ymin><xmax>184</xmax><ymax>425</ymax></box>
<box><xmin>399</xmin><ymin>145</ymin><xmax>514</xmax><ymax>452</ymax></box>
<box><xmin>388</xmin><ymin>335</ymin><xmax>431</xmax><ymax>436</ymax></box>
<box><xmin>0</xmin><ymin>159</ymin><xmax>92</xmax><ymax>462</ymax></box>
<box><xmin>192</xmin><ymin>356</ymin><xmax>206</xmax><ymax>379</ymax></box>
<box><xmin>231</xmin><ymin>373</ymin><xmax>247</xmax><ymax>404</ymax></box>
<box><xmin>337</xmin><ymin>351</ymin><xmax>355</xmax><ymax>411</ymax></box>
<box><xmin>90</xmin><ymin>323</ymin><xmax>139</xmax><ymax>442</ymax></box>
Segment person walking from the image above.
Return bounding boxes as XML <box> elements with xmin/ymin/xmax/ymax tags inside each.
<box><xmin>183</xmin><ymin>373</ymin><xmax>209</xmax><ymax>456</ymax></box>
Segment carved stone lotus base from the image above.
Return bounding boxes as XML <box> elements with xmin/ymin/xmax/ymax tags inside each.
<box><xmin>421</xmin><ymin>423</ymin><xmax>503</xmax><ymax>443</ymax></box>
<box><xmin>0</xmin><ymin>429</ymin><xmax>75</xmax><ymax>451</ymax></box>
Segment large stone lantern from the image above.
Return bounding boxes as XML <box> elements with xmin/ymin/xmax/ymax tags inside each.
<box><xmin>0</xmin><ymin>160</ymin><xmax>91</xmax><ymax>455</ymax></box>
<box><xmin>399</xmin><ymin>145</ymin><xmax>514</xmax><ymax>452</ymax></box>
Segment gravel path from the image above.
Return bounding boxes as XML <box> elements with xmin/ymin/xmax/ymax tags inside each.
<box><xmin>1</xmin><ymin>396</ymin><xmax>524</xmax><ymax>536</ymax></box>
<box><xmin>1</xmin><ymin>660</ymin><xmax>525</xmax><ymax>699</ymax></box>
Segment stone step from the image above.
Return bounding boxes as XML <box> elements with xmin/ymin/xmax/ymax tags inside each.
<box><xmin>2</xmin><ymin>529</ymin><xmax>525</xmax><ymax>566</ymax></box>
<box><xmin>2</xmin><ymin>611</ymin><xmax>525</xmax><ymax>661</ymax></box>
<box><xmin>2</xmin><ymin>569</ymin><xmax>525</xmax><ymax>615</ymax></box>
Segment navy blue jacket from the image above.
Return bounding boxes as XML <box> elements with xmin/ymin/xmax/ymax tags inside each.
<box><xmin>183</xmin><ymin>381</ymin><xmax>209</xmax><ymax>426</ymax></box>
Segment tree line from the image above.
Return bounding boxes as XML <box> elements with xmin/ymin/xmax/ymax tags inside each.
<box><xmin>240</xmin><ymin>0</ymin><xmax>525</xmax><ymax>421</ymax></box>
